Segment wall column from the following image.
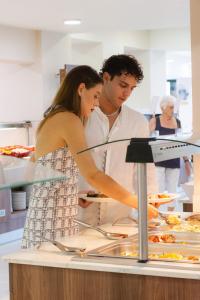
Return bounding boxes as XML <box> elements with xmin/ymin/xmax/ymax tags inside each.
<box><xmin>190</xmin><ymin>0</ymin><xmax>200</xmax><ymax>211</ymax></box>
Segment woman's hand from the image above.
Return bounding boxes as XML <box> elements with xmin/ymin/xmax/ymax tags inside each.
<box><xmin>185</xmin><ymin>160</ymin><xmax>191</xmax><ymax>177</ymax></box>
<box><xmin>148</xmin><ymin>204</ymin><xmax>158</xmax><ymax>219</ymax></box>
<box><xmin>78</xmin><ymin>198</ymin><xmax>92</xmax><ymax>208</ymax></box>
<box><xmin>78</xmin><ymin>190</ymin><xmax>94</xmax><ymax>208</ymax></box>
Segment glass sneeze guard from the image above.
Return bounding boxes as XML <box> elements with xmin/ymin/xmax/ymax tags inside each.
<box><xmin>0</xmin><ymin>155</ymin><xmax>67</xmax><ymax>190</ymax></box>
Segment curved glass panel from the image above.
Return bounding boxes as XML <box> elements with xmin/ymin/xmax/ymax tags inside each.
<box><xmin>0</xmin><ymin>155</ymin><xmax>67</xmax><ymax>190</ymax></box>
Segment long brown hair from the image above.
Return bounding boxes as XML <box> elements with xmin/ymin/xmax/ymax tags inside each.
<box><xmin>37</xmin><ymin>65</ymin><xmax>102</xmax><ymax>132</ymax></box>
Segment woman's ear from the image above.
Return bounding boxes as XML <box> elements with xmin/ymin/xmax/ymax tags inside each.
<box><xmin>78</xmin><ymin>83</ymin><xmax>86</xmax><ymax>97</ymax></box>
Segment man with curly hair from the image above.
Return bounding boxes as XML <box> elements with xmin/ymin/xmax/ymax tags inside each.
<box><xmin>79</xmin><ymin>54</ymin><xmax>149</xmax><ymax>225</ymax></box>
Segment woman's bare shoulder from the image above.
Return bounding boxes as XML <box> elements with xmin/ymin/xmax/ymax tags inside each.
<box><xmin>51</xmin><ymin>111</ymin><xmax>83</xmax><ymax>137</ymax></box>
<box><xmin>53</xmin><ymin>111</ymin><xmax>79</xmax><ymax>121</ymax></box>
<box><xmin>49</xmin><ymin>111</ymin><xmax>82</xmax><ymax>127</ymax></box>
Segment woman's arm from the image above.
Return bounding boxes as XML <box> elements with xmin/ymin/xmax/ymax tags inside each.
<box><xmin>59</xmin><ymin>112</ymin><xmax>158</xmax><ymax>218</ymax></box>
<box><xmin>149</xmin><ymin>117</ymin><xmax>156</xmax><ymax>133</ymax></box>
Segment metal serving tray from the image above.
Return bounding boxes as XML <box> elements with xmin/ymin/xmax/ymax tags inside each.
<box><xmin>86</xmin><ymin>236</ymin><xmax>200</xmax><ymax>264</ymax></box>
<box><xmin>149</xmin><ymin>221</ymin><xmax>200</xmax><ymax>233</ymax></box>
<box><xmin>148</xmin><ymin>231</ymin><xmax>200</xmax><ymax>246</ymax></box>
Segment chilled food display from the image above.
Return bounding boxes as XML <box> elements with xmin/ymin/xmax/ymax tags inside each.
<box><xmin>0</xmin><ymin>145</ymin><xmax>35</xmax><ymax>158</ymax></box>
<box><xmin>0</xmin><ymin>155</ymin><xmax>66</xmax><ymax>190</ymax></box>
<box><xmin>87</xmin><ymin>235</ymin><xmax>200</xmax><ymax>263</ymax></box>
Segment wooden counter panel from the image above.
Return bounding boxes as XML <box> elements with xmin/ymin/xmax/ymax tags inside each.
<box><xmin>9</xmin><ymin>263</ymin><xmax>200</xmax><ymax>300</ymax></box>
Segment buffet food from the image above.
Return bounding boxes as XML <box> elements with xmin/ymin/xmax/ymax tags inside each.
<box><xmin>151</xmin><ymin>212</ymin><xmax>200</xmax><ymax>232</ymax></box>
<box><xmin>149</xmin><ymin>234</ymin><xmax>176</xmax><ymax>243</ymax></box>
<box><xmin>148</xmin><ymin>193</ymin><xmax>176</xmax><ymax>203</ymax></box>
<box><xmin>0</xmin><ymin>145</ymin><xmax>34</xmax><ymax>158</ymax></box>
<box><xmin>120</xmin><ymin>251</ymin><xmax>200</xmax><ymax>261</ymax></box>
<box><xmin>148</xmin><ymin>193</ymin><xmax>171</xmax><ymax>200</ymax></box>
<box><xmin>165</xmin><ymin>214</ymin><xmax>181</xmax><ymax>225</ymax></box>
<box><xmin>87</xmin><ymin>230</ymin><xmax>200</xmax><ymax>264</ymax></box>
<box><xmin>171</xmin><ymin>223</ymin><xmax>200</xmax><ymax>233</ymax></box>
<box><xmin>185</xmin><ymin>214</ymin><xmax>200</xmax><ymax>225</ymax></box>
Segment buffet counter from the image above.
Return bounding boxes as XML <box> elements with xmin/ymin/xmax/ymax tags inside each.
<box><xmin>4</xmin><ymin>224</ymin><xmax>200</xmax><ymax>300</ymax></box>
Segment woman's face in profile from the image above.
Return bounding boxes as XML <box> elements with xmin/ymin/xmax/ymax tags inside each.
<box><xmin>80</xmin><ymin>83</ymin><xmax>102</xmax><ymax>118</ymax></box>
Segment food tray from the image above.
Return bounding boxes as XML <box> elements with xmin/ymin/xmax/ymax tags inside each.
<box><xmin>151</xmin><ymin>222</ymin><xmax>200</xmax><ymax>233</ymax></box>
<box><xmin>86</xmin><ymin>236</ymin><xmax>200</xmax><ymax>264</ymax></box>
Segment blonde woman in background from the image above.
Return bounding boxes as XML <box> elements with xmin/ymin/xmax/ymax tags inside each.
<box><xmin>149</xmin><ymin>95</ymin><xmax>190</xmax><ymax>211</ymax></box>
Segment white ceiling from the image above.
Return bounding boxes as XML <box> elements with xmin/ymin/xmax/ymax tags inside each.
<box><xmin>0</xmin><ymin>0</ymin><xmax>190</xmax><ymax>33</ymax></box>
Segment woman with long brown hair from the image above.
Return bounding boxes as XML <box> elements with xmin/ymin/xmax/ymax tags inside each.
<box><xmin>22</xmin><ymin>65</ymin><xmax>158</xmax><ymax>249</ymax></box>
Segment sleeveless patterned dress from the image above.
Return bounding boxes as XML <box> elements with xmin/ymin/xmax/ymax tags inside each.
<box><xmin>21</xmin><ymin>147</ymin><xmax>79</xmax><ymax>249</ymax></box>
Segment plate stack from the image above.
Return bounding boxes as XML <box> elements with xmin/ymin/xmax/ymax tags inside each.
<box><xmin>12</xmin><ymin>191</ymin><xmax>26</xmax><ymax>211</ymax></box>
<box><xmin>23</xmin><ymin>185</ymin><xmax>32</xmax><ymax>208</ymax></box>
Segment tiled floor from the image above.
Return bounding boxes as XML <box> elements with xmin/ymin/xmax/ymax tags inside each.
<box><xmin>0</xmin><ymin>240</ymin><xmax>21</xmax><ymax>300</ymax></box>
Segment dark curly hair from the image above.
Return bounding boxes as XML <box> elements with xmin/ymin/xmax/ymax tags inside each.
<box><xmin>100</xmin><ymin>54</ymin><xmax>143</xmax><ymax>83</ymax></box>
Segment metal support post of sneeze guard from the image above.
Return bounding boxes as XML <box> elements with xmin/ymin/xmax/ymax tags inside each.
<box><xmin>137</xmin><ymin>163</ymin><xmax>148</xmax><ymax>262</ymax></box>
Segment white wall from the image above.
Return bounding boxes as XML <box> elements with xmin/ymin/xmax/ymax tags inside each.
<box><xmin>150</xmin><ymin>29</ymin><xmax>191</xmax><ymax>51</ymax></box>
<box><xmin>0</xmin><ymin>25</ymin><xmax>38</xmax><ymax>63</ymax></box>
<box><xmin>0</xmin><ymin>60</ymin><xmax>43</xmax><ymax>122</ymax></box>
<box><xmin>40</xmin><ymin>31</ymin><xmax>72</xmax><ymax>110</ymax></box>
<box><xmin>125</xmin><ymin>49</ymin><xmax>151</xmax><ymax>112</ymax></box>
<box><xmin>0</xmin><ymin>27</ymin><xmax>43</xmax><ymax>145</ymax></box>
<box><xmin>0</xmin><ymin>25</ymin><xmax>192</xmax><ymax>145</ymax></box>
<box><xmin>150</xmin><ymin>50</ymin><xmax>166</xmax><ymax>101</ymax></box>
<box><xmin>166</xmin><ymin>51</ymin><xmax>192</xmax><ymax>133</ymax></box>
<box><xmin>125</xmin><ymin>49</ymin><xmax>166</xmax><ymax>114</ymax></box>
<box><xmin>71</xmin><ymin>39</ymin><xmax>103</xmax><ymax>71</ymax></box>
<box><xmin>166</xmin><ymin>51</ymin><xmax>191</xmax><ymax>79</ymax></box>
<box><xmin>70</xmin><ymin>31</ymin><xmax>150</xmax><ymax>53</ymax></box>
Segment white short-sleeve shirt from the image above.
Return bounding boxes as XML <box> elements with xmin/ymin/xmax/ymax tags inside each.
<box><xmin>78</xmin><ymin>105</ymin><xmax>149</xmax><ymax>225</ymax></box>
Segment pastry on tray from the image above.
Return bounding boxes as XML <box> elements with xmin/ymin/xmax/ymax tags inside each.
<box><xmin>149</xmin><ymin>234</ymin><xmax>176</xmax><ymax>243</ymax></box>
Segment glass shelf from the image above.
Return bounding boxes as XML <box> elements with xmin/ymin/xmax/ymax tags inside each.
<box><xmin>0</xmin><ymin>155</ymin><xmax>67</xmax><ymax>190</ymax></box>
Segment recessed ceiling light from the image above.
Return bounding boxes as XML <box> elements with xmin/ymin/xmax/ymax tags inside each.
<box><xmin>64</xmin><ymin>19</ymin><xmax>81</xmax><ymax>25</ymax></box>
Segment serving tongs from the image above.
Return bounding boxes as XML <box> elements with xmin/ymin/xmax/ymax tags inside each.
<box><xmin>35</xmin><ymin>235</ymin><xmax>86</xmax><ymax>254</ymax></box>
<box><xmin>74</xmin><ymin>219</ymin><xmax>128</xmax><ymax>240</ymax></box>
<box><xmin>112</xmin><ymin>216</ymin><xmax>161</xmax><ymax>229</ymax></box>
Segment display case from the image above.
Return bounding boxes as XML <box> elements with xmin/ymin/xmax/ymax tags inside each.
<box><xmin>0</xmin><ymin>155</ymin><xmax>67</xmax><ymax>233</ymax></box>
<box><xmin>0</xmin><ymin>121</ymin><xmax>32</xmax><ymax>146</ymax></box>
